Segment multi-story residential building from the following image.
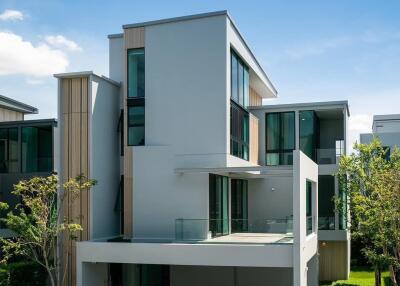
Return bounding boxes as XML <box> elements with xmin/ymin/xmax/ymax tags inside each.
<box><xmin>360</xmin><ymin>114</ymin><xmax>400</xmax><ymax>156</ymax></box>
<box><xmin>55</xmin><ymin>11</ymin><xmax>350</xmax><ymax>286</ymax></box>
<box><xmin>0</xmin><ymin>95</ymin><xmax>56</xmax><ymax>237</ymax></box>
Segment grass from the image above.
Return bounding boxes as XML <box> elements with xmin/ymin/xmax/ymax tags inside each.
<box><xmin>320</xmin><ymin>266</ymin><xmax>392</xmax><ymax>286</ymax></box>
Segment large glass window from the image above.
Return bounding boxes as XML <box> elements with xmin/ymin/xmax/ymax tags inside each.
<box><xmin>231</xmin><ymin>179</ymin><xmax>248</xmax><ymax>233</ymax></box>
<box><xmin>0</xmin><ymin>128</ymin><xmax>18</xmax><ymax>173</ymax></box>
<box><xmin>266</xmin><ymin>112</ymin><xmax>295</xmax><ymax>165</ymax></box>
<box><xmin>230</xmin><ymin>102</ymin><xmax>249</xmax><ymax>160</ymax></box>
<box><xmin>231</xmin><ymin>50</ymin><xmax>249</xmax><ymax>108</ymax></box>
<box><xmin>209</xmin><ymin>174</ymin><xmax>229</xmax><ymax>237</ymax></box>
<box><xmin>318</xmin><ymin>175</ymin><xmax>335</xmax><ymax>230</ymax></box>
<box><xmin>300</xmin><ymin>110</ymin><xmax>318</xmax><ymax>161</ymax></box>
<box><xmin>128</xmin><ymin>105</ymin><xmax>145</xmax><ymax>146</ymax></box>
<box><xmin>127</xmin><ymin>49</ymin><xmax>145</xmax><ymax>98</ymax></box>
<box><xmin>22</xmin><ymin>126</ymin><xmax>53</xmax><ymax>172</ymax></box>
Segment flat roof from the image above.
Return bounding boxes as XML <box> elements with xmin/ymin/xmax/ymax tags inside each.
<box><xmin>373</xmin><ymin>114</ymin><xmax>400</xmax><ymax>122</ymax></box>
<box><xmin>54</xmin><ymin>71</ymin><xmax>121</xmax><ymax>87</ymax></box>
<box><xmin>109</xmin><ymin>10</ymin><xmax>277</xmax><ymax>96</ymax></box>
<box><xmin>0</xmin><ymin>118</ymin><xmax>57</xmax><ymax>127</ymax></box>
<box><xmin>0</xmin><ymin>94</ymin><xmax>38</xmax><ymax>114</ymax></box>
<box><xmin>249</xmin><ymin>100</ymin><xmax>350</xmax><ymax>116</ymax></box>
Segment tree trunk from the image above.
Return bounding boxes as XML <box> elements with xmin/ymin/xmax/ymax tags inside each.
<box><xmin>375</xmin><ymin>267</ymin><xmax>381</xmax><ymax>286</ymax></box>
<box><xmin>390</xmin><ymin>265</ymin><xmax>398</xmax><ymax>286</ymax></box>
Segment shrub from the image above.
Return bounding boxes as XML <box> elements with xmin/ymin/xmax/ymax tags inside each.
<box><xmin>0</xmin><ymin>261</ymin><xmax>47</xmax><ymax>286</ymax></box>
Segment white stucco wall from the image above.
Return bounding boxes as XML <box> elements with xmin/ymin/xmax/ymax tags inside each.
<box><xmin>144</xmin><ymin>15</ymin><xmax>228</xmax><ymax>167</ymax></box>
<box><xmin>90</xmin><ymin>76</ymin><xmax>121</xmax><ymax>238</ymax></box>
<box><xmin>132</xmin><ymin>146</ymin><xmax>209</xmax><ymax>240</ymax></box>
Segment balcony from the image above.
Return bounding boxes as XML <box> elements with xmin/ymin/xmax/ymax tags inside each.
<box><xmin>316</xmin><ymin>140</ymin><xmax>345</xmax><ymax>165</ymax></box>
<box><xmin>175</xmin><ymin>218</ymin><xmax>294</xmax><ymax>244</ymax></box>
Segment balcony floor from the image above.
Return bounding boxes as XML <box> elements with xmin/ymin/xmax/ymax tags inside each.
<box><xmin>202</xmin><ymin>233</ymin><xmax>293</xmax><ymax>244</ymax></box>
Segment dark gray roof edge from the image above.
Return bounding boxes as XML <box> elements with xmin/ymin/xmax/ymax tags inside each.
<box><xmin>54</xmin><ymin>71</ymin><xmax>121</xmax><ymax>87</ymax></box>
<box><xmin>225</xmin><ymin>12</ymin><xmax>278</xmax><ymax>96</ymax></box>
<box><xmin>0</xmin><ymin>118</ymin><xmax>57</xmax><ymax>127</ymax></box>
<box><xmin>108</xmin><ymin>33</ymin><xmax>123</xmax><ymax>39</ymax></box>
<box><xmin>249</xmin><ymin>100</ymin><xmax>350</xmax><ymax>116</ymax></box>
<box><xmin>0</xmin><ymin>94</ymin><xmax>38</xmax><ymax>114</ymax></box>
<box><xmin>122</xmin><ymin>10</ymin><xmax>228</xmax><ymax>29</ymax></box>
<box><xmin>121</xmin><ymin>10</ymin><xmax>277</xmax><ymax>96</ymax></box>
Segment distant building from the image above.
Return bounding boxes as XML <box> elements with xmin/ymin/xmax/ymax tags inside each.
<box><xmin>0</xmin><ymin>95</ymin><xmax>56</xmax><ymax>237</ymax></box>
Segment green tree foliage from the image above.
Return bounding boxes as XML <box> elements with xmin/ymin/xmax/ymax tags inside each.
<box><xmin>337</xmin><ymin>138</ymin><xmax>400</xmax><ymax>286</ymax></box>
<box><xmin>0</xmin><ymin>174</ymin><xmax>96</xmax><ymax>286</ymax></box>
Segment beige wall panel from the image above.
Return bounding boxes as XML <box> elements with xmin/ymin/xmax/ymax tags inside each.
<box><xmin>0</xmin><ymin>107</ymin><xmax>24</xmax><ymax>122</ymax></box>
<box><xmin>319</xmin><ymin>241</ymin><xmax>348</xmax><ymax>281</ymax></box>
<box><xmin>250</xmin><ymin>87</ymin><xmax>262</xmax><ymax>106</ymax></box>
<box><xmin>249</xmin><ymin>114</ymin><xmax>259</xmax><ymax>165</ymax></box>
<box><xmin>60</xmin><ymin>76</ymin><xmax>90</xmax><ymax>286</ymax></box>
<box><xmin>124</xmin><ymin>27</ymin><xmax>145</xmax><ymax>49</ymax></box>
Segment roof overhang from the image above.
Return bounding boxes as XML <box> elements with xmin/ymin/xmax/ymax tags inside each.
<box><xmin>175</xmin><ymin>166</ymin><xmax>293</xmax><ymax>179</ymax></box>
<box><xmin>0</xmin><ymin>94</ymin><xmax>38</xmax><ymax>114</ymax></box>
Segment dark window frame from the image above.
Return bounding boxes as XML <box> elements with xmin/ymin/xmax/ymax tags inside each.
<box><xmin>127</xmin><ymin>98</ymin><xmax>145</xmax><ymax>146</ymax></box>
<box><xmin>230</xmin><ymin>49</ymin><xmax>250</xmax><ymax>109</ymax></box>
<box><xmin>265</xmin><ymin>111</ymin><xmax>296</xmax><ymax>165</ymax></box>
<box><xmin>230</xmin><ymin>100</ymin><xmax>249</xmax><ymax>161</ymax></box>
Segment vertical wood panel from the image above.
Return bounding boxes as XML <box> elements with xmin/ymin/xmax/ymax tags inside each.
<box><xmin>249</xmin><ymin>114</ymin><xmax>259</xmax><ymax>165</ymax></box>
<box><xmin>249</xmin><ymin>87</ymin><xmax>262</xmax><ymax>106</ymax></box>
<box><xmin>124</xmin><ymin>27</ymin><xmax>145</xmax><ymax>49</ymax></box>
<box><xmin>0</xmin><ymin>107</ymin><xmax>24</xmax><ymax>122</ymax></box>
<box><xmin>319</xmin><ymin>241</ymin><xmax>348</xmax><ymax>281</ymax></box>
<box><xmin>60</xmin><ymin>76</ymin><xmax>90</xmax><ymax>286</ymax></box>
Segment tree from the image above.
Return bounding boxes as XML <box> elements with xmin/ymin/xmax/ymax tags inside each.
<box><xmin>0</xmin><ymin>174</ymin><xmax>96</xmax><ymax>286</ymax></box>
<box><xmin>337</xmin><ymin>138</ymin><xmax>400</xmax><ymax>286</ymax></box>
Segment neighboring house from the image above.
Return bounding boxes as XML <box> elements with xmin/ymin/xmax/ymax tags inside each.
<box><xmin>360</xmin><ymin>114</ymin><xmax>400</xmax><ymax>158</ymax></box>
<box><xmin>55</xmin><ymin>11</ymin><xmax>350</xmax><ymax>286</ymax></box>
<box><xmin>0</xmin><ymin>95</ymin><xmax>56</xmax><ymax>237</ymax></box>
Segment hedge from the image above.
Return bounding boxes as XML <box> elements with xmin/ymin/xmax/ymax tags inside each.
<box><xmin>0</xmin><ymin>261</ymin><xmax>47</xmax><ymax>286</ymax></box>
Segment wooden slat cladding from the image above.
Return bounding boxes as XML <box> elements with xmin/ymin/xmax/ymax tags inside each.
<box><xmin>0</xmin><ymin>107</ymin><xmax>23</xmax><ymax>121</ymax></box>
<box><xmin>249</xmin><ymin>87</ymin><xmax>262</xmax><ymax>106</ymax></box>
<box><xmin>124</xmin><ymin>27</ymin><xmax>145</xmax><ymax>49</ymax></box>
<box><xmin>319</xmin><ymin>241</ymin><xmax>348</xmax><ymax>281</ymax></box>
<box><xmin>122</xmin><ymin>26</ymin><xmax>145</xmax><ymax>239</ymax></box>
<box><xmin>249</xmin><ymin>114</ymin><xmax>259</xmax><ymax>165</ymax></box>
<box><xmin>60</xmin><ymin>77</ymin><xmax>90</xmax><ymax>286</ymax></box>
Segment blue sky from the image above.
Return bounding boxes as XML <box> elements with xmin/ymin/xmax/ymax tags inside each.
<box><xmin>0</xmin><ymin>0</ymin><xmax>400</xmax><ymax>147</ymax></box>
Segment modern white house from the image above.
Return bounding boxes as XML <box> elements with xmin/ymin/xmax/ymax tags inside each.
<box><xmin>360</xmin><ymin>114</ymin><xmax>400</xmax><ymax>155</ymax></box>
<box><xmin>55</xmin><ymin>11</ymin><xmax>350</xmax><ymax>286</ymax></box>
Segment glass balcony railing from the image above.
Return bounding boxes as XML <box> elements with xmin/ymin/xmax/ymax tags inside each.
<box><xmin>306</xmin><ymin>216</ymin><xmax>314</xmax><ymax>235</ymax></box>
<box><xmin>175</xmin><ymin>218</ymin><xmax>293</xmax><ymax>242</ymax></box>
<box><xmin>318</xmin><ymin>216</ymin><xmax>335</xmax><ymax>230</ymax></box>
<box><xmin>316</xmin><ymin>149</ymin><xmax>338</xmax><ymax>164</ymax></box>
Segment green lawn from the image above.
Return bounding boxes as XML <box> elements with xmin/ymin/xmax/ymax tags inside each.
<box><xmin>320</xmin><ymin>267</ymin><xmax>392</xmax><ymax>286</ymax></box>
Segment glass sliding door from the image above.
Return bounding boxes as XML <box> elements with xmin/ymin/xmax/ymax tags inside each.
<box><xmin>135</xmin><ymin>265</ymin><xmax>170</xmax><ymax>286</ymax></box>
<box><xmin>231</xmin><ymin>179</ymin><xmax>248</xmax><ymax>232</ymax></box>
<box><xmin>266</xmin><ymin>112</ymin><xmax>295</xmax><ymax>165</ymax></box>
<box><xmin>300</xmin><ymin>110</ymin><xmax>318</xmax><ymax>161</ymax></box>
<box><xmin>209</xmin><ymin>174</ymin><xmax>229</xmax><ymax>237</ymax></box>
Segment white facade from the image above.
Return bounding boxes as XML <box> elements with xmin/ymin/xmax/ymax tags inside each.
<box><xmin>55</xmin><ymin>10</ymin><xmax>351</xmax><ymax>286</ymax></box>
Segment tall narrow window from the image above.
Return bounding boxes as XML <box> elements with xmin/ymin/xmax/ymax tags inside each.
<box><xmin>128</xmin><ymin>103</ymin><xmax>145</xmax><ymax>146</ymax></box>
<box><xmin>306</xmin><ymin>181</ymin><xmax>313</xmax><ymax>235</ymax></box>
<box><xmin>230</xmin><ymin>102</ymin><xmax>249</xmax><ymax>160</ymax></box>
<box><xmin>230</xmin><ymin>50</ymin><xmax>249</xmax><ymax>108</ymax></box>
<box><xmin>0</xmin><ymin>128</ymin><xmax>18</xmax><ymax>173</ymax></box>
<box><xmin>266</xmin><ymin>112</ymin><xmax>295</xmax><ymax>165</ymax></box>
<box><xmin>231</xmin><ymin>179</ymin><xmax>248</xmax><ymax>233</ymax></box>
<box><xmin>209</xmin><ymin>174</ymin><xmax>229</xmax><ymax>237</ymax></box>
<box><xmin>127</xmin><ymin>49</ymin><xmax>145</xmax><ymax>98</ymax></box>
<box><xmin>300</xmin><ymin>110</ymin><xmax>318</xmax><ymax>161</ymax></box>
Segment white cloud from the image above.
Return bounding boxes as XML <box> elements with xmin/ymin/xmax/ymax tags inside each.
<box><xmin>285</xmin><ymin>36</ymin><xmax>352</xmax><ymax>60</ymax></box>
<box><xmin>348</xmin><ymin>113</ymin><xmax>373</xmax><ymax>153</ymax></box>
<box><xmin>0</xmin><ymin>9</ymin><xmax>24</xmax><ymax>21</ymax></box>
<box><xmin>45</xmin><ymin>35</ymin><xmax>82</xmax><ymax>52</ymax></box>
<box><xmin>0</xmin><ymin>31</ymin><xmax>69</xmax><ymax>77</ymax></box>
<box><xmin>26</xmin><ymin>78</ymin><xmax>45</xmax><ymax>85</ymax></box>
